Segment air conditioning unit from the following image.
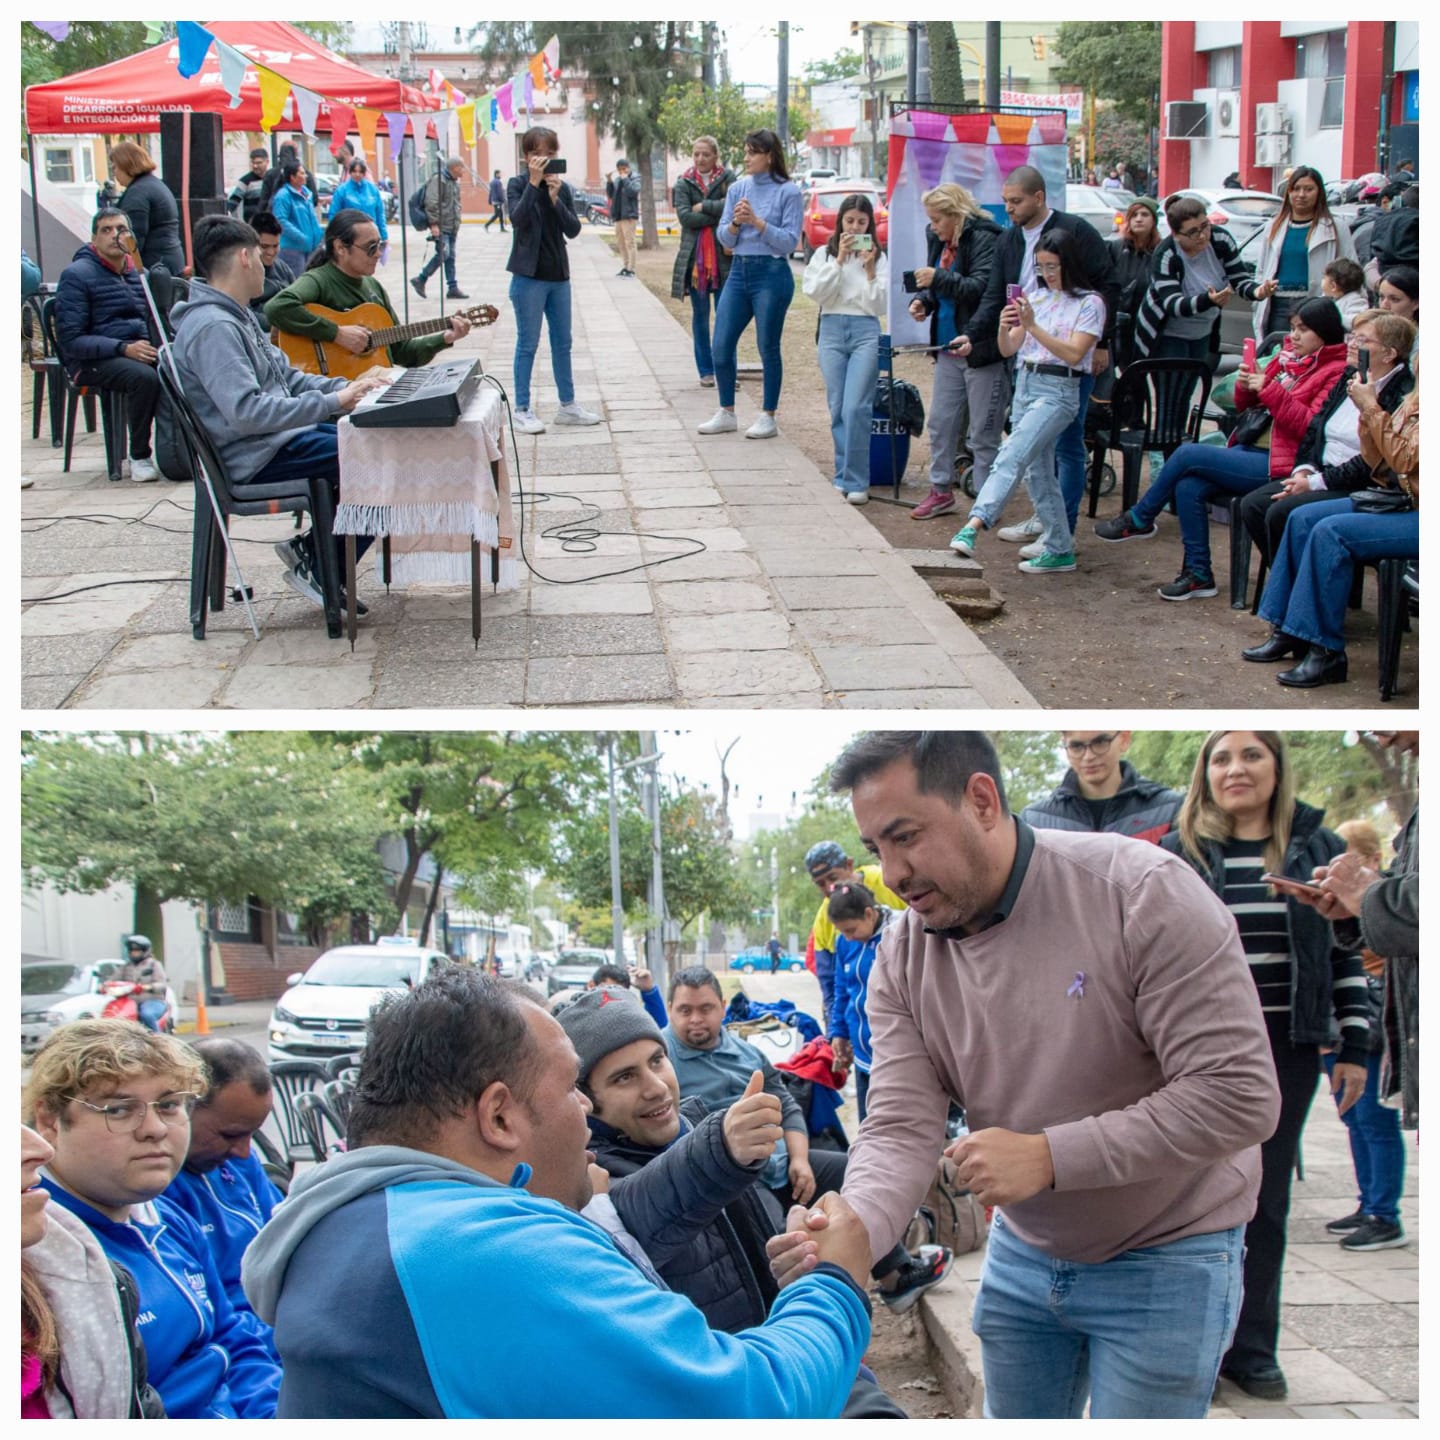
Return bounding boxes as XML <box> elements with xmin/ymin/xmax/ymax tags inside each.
<box><xmin>1214</xmin><ymin>90</ymin><xmax>1241</xmax><ymax>138</ymax></box>
<box><xmin>1165</xmin><ymin>100</ymin><xmax>1208</xmax><ymax>140</ymax></box>
<box><xmin>1256</xmin><ymin>102</ymin><xmax>1288</xmax><ymax>135</ymax></box>
<box><xmin>1255</xmin><ymin>132</ymin><xmax>1292</xmax><ymax>167</ymax></box>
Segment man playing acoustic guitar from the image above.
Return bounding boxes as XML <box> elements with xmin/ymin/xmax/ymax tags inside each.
<box><xmin>265</xmin><ymin>209</ymin><xmax>489</xmax><ymax>381</ymax></box>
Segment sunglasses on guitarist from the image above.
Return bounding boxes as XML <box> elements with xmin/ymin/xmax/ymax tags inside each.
<box><xmin>344</xmin><ymin>238</ymin><xmax>383</xmax><ymax>257</ymax></box>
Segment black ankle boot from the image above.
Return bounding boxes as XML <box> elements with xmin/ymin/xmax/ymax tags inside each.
<box><xmin>1277</xmin><ymin>646</ymin><xmax>1348</xmax><ymax>688</ymax></box>
<box><xmin>1242</xmin><ymin>629</ymin><xmax>1307</xmax><ymax>663</ymax></box>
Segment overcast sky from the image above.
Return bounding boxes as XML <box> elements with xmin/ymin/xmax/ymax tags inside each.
<box><xmin>722</xmin><ymin>17</ymin><xmax>859</xmax><ymax>88</ymax></box>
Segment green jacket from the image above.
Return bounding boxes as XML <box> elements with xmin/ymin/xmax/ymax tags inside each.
<box><xmin>264</xmin><ymin>263</ymin><xmax>448</xmax><ymax>370</ymax></box>
<box><xmin>671</xmin><ymin>168</ymin><xmax>735</xmax><ymax>299</ymax></box>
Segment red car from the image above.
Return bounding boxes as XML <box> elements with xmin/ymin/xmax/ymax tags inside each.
<box><xmin>801</xmin><ymin>182</ymin><xmax>889</xmax><ymax>260</ymax></box>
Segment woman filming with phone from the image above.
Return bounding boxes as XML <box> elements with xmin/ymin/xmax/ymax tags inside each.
<box><xmin>505</xmin><ymin>127</ymin><xmax>602</xmax><ymax>434</ymax></box>
<box><xmin>802</xmin><ymin>193</ymin><xmax>888</xmax><ymax>504</ymax></box>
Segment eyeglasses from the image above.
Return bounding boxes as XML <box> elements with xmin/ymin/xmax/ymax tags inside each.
<box><xmin>1064</xmin><ymin>734</ymin><xmax>1118</xmax><ymax>758</ymax></box>
<box><xmin>347</xmin><ymin>239</ymin><xmax>383</xmax><ymax>256</ymax></box>
<box><xmin>1035</xmin><ymin>262</ymin><xmax>1062</xmax><ymax>275</ymax></box>
<box><xmin>1177</xmin><ymin>222</ymin><xmax>1211</xmax><ymax>239</ymax></box>
<box><xmin>72</xmin><ymin>1092</ymin><xmax>199</xmax><ymax>1133</ymax></box>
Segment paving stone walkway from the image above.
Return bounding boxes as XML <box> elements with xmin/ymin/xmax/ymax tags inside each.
<box><xmin>21</xmin><ymin>226</ymin><xmax>1034</xmax><ymax>710</ymax></box>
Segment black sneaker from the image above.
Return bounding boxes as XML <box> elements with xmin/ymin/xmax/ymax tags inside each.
<box><xmin>1339</xmin><ymin>1216</ymin><xmax>1406</xmax><ymax>1251</ymax></box>
<box><xmin>1094</xmin><ymin>509</ymin><xmax>1158</xmax><ymax>542</ymax></box>
<box><xmin>446</xmin><ymin>288</ymin><xmax>469</xmax><ymax>299</ymax></box>
<box><xmin>879</xmin><ymin>1244</ymin><xmax>952</xmax><ymax>1314</ymax></box>
<box><xmin>410</xmin><ymin>277</ymin><xmax>427</xmax><ymax>299</ymax></box>
<box><xmin>1220</xmin><ymin>1364</ymin><xmax>1287</xmax><ymax>1401</ymax></box>
<box><xmin>282</xmin><ymin>552</ymin><xmax>324</xmax><ymax>608</ymax></box>
<box><xmin>1157</xmin><ymin>570</ymin><xmax>1219</xmax><ymax>601</ymax></box>
<box><xmin>1325</xmin><ymin>1204</ymin><xmax>1368</xmax><ymax>1234</ymax></box>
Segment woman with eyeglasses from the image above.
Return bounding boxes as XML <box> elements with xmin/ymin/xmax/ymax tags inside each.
<box><xmin>24</xmin><ymin>1020</ymin><xmax>281</xmax><ymax>1418</ymax></box>
<box><xmin>1251</xmin><ymin>165</ymin><xmax>1357</xmax><ymax>341</ymax></box>
<box><xmin>264</xmin><ymin>209</ymin><xmax>471</xmax><ymax>367</ymax></box>
<box><xmin>329</xmin><ymin>158</ymin><xmax>389</xmax><ymax>254</ymax></box>
<box><xmin>1162</xmin><ymin>732</ymin><xmax>1370</xmax><ymax>1401</ymax></box>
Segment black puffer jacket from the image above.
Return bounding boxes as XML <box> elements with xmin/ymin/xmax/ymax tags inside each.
<box><xmin>914</xmin><ymin>214</ymin><xmax>1003</xmax><ymax>367</ymax></box>
<box><xmin>118</xmin><ymin>171</ymin><xmax>185</xmax><ymax>275</ymax></box>
<box><xmin>595</xmin><ymin>1098</ymin><xmax>780</xmax><ymax>1334</ymax></box>
<box><xmin>1021</xmin><ymin>760</ymin><xmax>1181</xmax><ymax>843</ymax></box>
<box><xmin>1162</xmin><ymin>799</ymin><xmax>1369</xmax><ymax>1063</ymax></box>
<box><xmin>53</xmin><ymin>244</ymin><xmax>152</xmax><ymax>377</ymax></box>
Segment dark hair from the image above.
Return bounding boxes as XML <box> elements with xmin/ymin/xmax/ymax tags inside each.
<box><xmin>250</xmin><ymin>147</ymin><xmax>269</xmax><ymax>162</ymax></box>
<box><xmin>1399</xmin><ymin>183</ymin><xmax>1419</xmax><ymax>210</ymax></box>
<box><xmin>192</xmin><ymin>214</ymin><xmax>259</xmax><ymax>278</ymax></box>
<box><xmin>1380</xmin><ymin>265</ymin><xmax>1419</xmax><ymax>304</ymax></box>
<box><xmin>521</xmin><ymin>126</ymin><xmax>559</xmax><ymax>157</ymax></box>
<box><xmin>346</xmin><ymin>969</ymin><xmax>544</xmax><ymax>1149</ymax></box>
<box><xmin>1164</xmin><ymin>194</ymin><xmax>1208</xmax><ymax>231</ymax></box>
<box><xmin>349</xmin><ymin>158</ymin><xmax>368</xmax><ymax>174</ymax></box>
<box><xmin>1294</xmin><ymin>295</ymin><xmax>1346</xmax><ymax>347</ymax></box>
<box><xmin>1004</xmin><ymin>164</ymin><xmax>1046</xmax><ymax>198</ymax></box>
<box><xmin>743</xmin><ymin>129</ymin><xmax>789</xmax><ymax>183</ymax></box>
<box><xmin>829</xmin><ymin>731</ymin><xmax>1009</xmax><ymax>811</ymax></box>
<box><xmin>827</xmin><ymin>880</ymin><xmax>878</xmax><ymax>923</ymax></box>
<box><xmin>189</xmin><ymin>1035</ymin><xmax>271</xmax><ymax>1098</ymax></box>
<box><xmin>250</xmin><ymin>211</ymin><xmax>283</xmax><ymax>239</ymax></box>
<box><xmin>318</xmin><ymin>207</ymin><xmax>378</xmax><ymax>268</ymax></box>
<box><xmin>667</xmin><ymin>965</ymin><xmax>723</xmax><ymax>1004</ymax></box>
<box><xmin>280</xmin><ymin>158</ymin><xmax>306</xmax><ymax>186</ymax></box>
<box><xmin>91</xmin><ymin>207</ymin><xmax>125</xmax><ymax>235</ymax></box>
<box><xmin>1269</xmin><ymin>164</ymin><xmax>1334</xmax><ymax>242</ymax></box>
<box><xmin>591</xmin><ymin>964</ymin><xmax>630</xmax><ymax>988</ymax></box>
<box><xmin>826</xmin><ymin>192</ymin><xmax>876</xmax><ymax>258</ymax></box>
<box><xmin>1035</xmin><ymin>227</ymin><xmax>1095</xmax><ymax>296</ymax></box>
<box><xmin>1323</xmin><ymin>257</ymin><xmax>1365</xmax><ymax>296</ymax></box>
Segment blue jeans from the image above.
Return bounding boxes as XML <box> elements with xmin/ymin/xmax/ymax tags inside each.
<box><xmin>1054</xmin><ymin>371</ymin><xmax>1095</xmax><ymax>532</ymax></box>
<box><xmin>971</xmin><ymin>367</ymin><xmax>1079</xmax><ymax>557</ymax></box>
<box><xmin>1324</xmin><ymin>1051</ymin><xmax>1405</xmax><ymax>1224</ymax></box>
<box><xmin>1258</xmin><ymin>497</ymin><xmax>1419</xmax><ymax>650</ymax></box>
<box><xmin>137</xmin><ymin>999</ymin><xmax>167</xmax><ymax>1033</ymax></box>
<box><xmin>817</xmin><ymin>312</ymin><xmax>880</xmax><ymax>493</ymax></box>
<box><xmin>417</xmin><ymin>231</ymin><xmax>458</xmax><ymax>290</ymax></box>
<box><xmin>689</xmin><ymin>285</ymin><xmax>720</xmax><ymax>379</ymax></box>
<box><xmin>1131</xmin><ymin>440</ymin><xmax>1271</xmax><ymax>580</ymax></box>
<box><xmin>251</xmin><ymin>424</ymin><xmax>373</xmax><ymax>571</ymax></box>
<box><xmin>712</xmin><ymin>255</ymin><xmax>794</xmax><ymax>412</ymax></box>
<box><xmin>509</xmin><ymin>274</ymin><xmax>575</xmax><ymax>412</ymax></box>
<box><xmin>974</xmin><ymin>1212</ymin><xmax>1245</xmax><ymax>1418</ymax></box>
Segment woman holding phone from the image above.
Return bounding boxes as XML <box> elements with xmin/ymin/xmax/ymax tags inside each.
<box><xmin>802</xmin><ymin>193</ymin><xmax>888</xmax><ymax>503</ymax></box>
<box><xmin>505</xmin><ymin>127</ymin><xmax>601</xmax><ymax>433</ymax></box>
<box><xmin>1163</xmin><ymin>731</ymin><xmax>1370</xmax><ymax>1403</ymax></box>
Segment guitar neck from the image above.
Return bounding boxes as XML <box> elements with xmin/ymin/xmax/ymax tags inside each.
<box><xmin>367</xmin><ymin>315</ymin><xmax>454</xmax><ymax>348</ymax></box>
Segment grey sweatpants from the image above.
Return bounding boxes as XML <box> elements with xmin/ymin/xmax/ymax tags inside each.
<box><xmin>926</xmin><ymin>355</ymin><xmax>1010</xmax><ymax>493</ymax></box>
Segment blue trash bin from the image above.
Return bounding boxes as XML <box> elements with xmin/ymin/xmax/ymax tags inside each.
<box><xmin>870</xmin><ymin>408</ymin><xmax>911</xmax><ymax>488</ymax></box>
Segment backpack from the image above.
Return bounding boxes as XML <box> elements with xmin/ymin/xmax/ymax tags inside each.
<box><xmin>408</xmin><ymin>181</ymin><xmax>430</xmax><ymax>231</ymax></box>
<box><xmin>904</xmin><ymin>1156</ymin><xmax>989</xmax><ymax>1255</ymax></box>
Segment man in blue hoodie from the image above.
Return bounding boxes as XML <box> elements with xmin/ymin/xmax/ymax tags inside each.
<box><xmin>24</xmin><ymin>1020</ymin><xmax>280</xmax><ymax>1419</ymax></box>
<box><xmin>161</xmin><ymin>1037</ymin><xmax>283</xmax><ymax>1342</ymax></box>
<box><xmin>242</xmin><ymin>969</ymin><xmax>874</xmax><ymax>1418</ymax></box>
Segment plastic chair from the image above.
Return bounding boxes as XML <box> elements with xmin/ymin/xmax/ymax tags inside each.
<box><xmin>1377</xmin><ymin>558</ymin><xmax>1417</xmax><ymax>702</ymax></box>
<box><xmin>1086</xmin><ymin>359</ymin><xmax>1212</xmax><ymax>518</ymax></box>
<box><xmin>251</xmin><ymin>1127</ymin><xmax>293</xmax><ymax>1195</ymax></box>
<box><xmin>267</xmin><ymin>1060</ymin><xmax>332</xmax><ymax>1163</ymax></box>
<box><xmin>41</xmin><ymin>297</ymin><xmax>126</xmax><ymax>482</ymax></box>
<box><xmin>319</xmin><ymin>1078</ymin><xmax>354</xmax><ymax>1132</ymax></box>
<box><xmin>23</xmin><ymin>294</ymin><xmax>64</xmax><ymax>447</ymax></box>
<box><xmin>294</xmin><ymin>1090</ymin><xmax>347</xmax><ymax>1159</ymax></box>
<box><xmin>158</xmin><ymin>358</ymin><xmax>343</xmax><ymax>640</ymax></box>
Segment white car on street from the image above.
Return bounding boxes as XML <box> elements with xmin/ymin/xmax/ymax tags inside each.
<box><xmin>267</xmin><ymin>938</ymin><xmax>450</xmax><ymax>1060</ymax></box>
<box><xmin>22</xmin><ymin>959</ymin><xmax>178</xmax><ymax>1055</ymax></box>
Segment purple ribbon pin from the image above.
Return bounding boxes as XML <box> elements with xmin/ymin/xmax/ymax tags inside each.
<box><xmin>1067</xmin><ymin>971</ymin><xmax>1086</xmax><ymax>1000</ymax></box>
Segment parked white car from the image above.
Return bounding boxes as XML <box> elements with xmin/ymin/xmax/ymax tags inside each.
<box><xmin>1161</xmin><ymin>188</ymin><xmax>1282</xmax><ymax>248</ymax></box>
<box><xmin>267</xmin><ymin>938</ymin><xmax>450</xmax><ymax>1060</ymax></box>
<box><xmin>21</xmin><ymin>959</ymin><xmax>178</xmax><ymax>1055</ymax></box>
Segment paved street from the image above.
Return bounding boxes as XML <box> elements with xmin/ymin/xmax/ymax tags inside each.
<box><xmin>21</xmin><ymin>224</ymin><xmax>1033</xmax><ymax>710</ymax></box>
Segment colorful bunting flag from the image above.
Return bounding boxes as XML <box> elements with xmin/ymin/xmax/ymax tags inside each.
<box><xmin>458</xmin><ymin>103</ymin><xmax>475</xmax><ymax>147</ymax></box>
<box><xmin>32</xmin><ymin>21</ymin><xmax>71</xmax><ymax>42</ymax></box>
<box><xmin>293</xmin><ymin>85</ymin><xmax>321</xmax><ymax>137</ymax></box>
<box><xmin>385</xmin><ymin>111</ymin><xmax>410</xmax><ymax>145</ymax></box>
<box><xmin>143</xmin><ymin>22</ymin><xmax>165</xmax><ymax>45</ymax></box>
<box><xmin>217</xmin><ymin>42</ymin><xmax>247</xmax><ymax>108</ymax></box>
<box><xmin>329</xmin><ymin>104</ymin><xmax>355</xmax><ymax>156</ymax></box>
<box><xmin>543</xmin><ymin>34</ymin><xmax>560</xmax><ymax>79</ymax></box>
<box><xmin>356</xmin><ymin>109</ymin><xmax>379</xmax><ymax>161</ymax></box>
<box><xmin>257</xmin><ymin>67</ymin><xmax>291</xmax><ymax>131</ymax></box>
<box><xmin>495</xmin><ymin>81</ymin><xmax>514</xmax><ymax>126</ymax></box>
<box><xmin>522</xmin><ymin>73</ymin><xmax>534</xmax><ymax>115</ymax></box>
<box><xmin>529</xmin><ymin>54</ymin><xmax>546</xmax><ymax>90</ymax></box>
<box><xmin>175</xmin><ymin>21</ymin><xmax>215</xmax><ymax>78</ymax></box>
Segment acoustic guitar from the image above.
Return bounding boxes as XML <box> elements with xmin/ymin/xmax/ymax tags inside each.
<box><xmin>275</xmin><ymin>300</ymin><xmax>499</xmax><ymax>380</ymax></box>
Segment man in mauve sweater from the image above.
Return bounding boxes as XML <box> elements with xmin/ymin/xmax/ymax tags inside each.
<box><xmin>778</xmin><ymin>730</ymin><xmax>1280</xmax><ymax>1420</ymax></box>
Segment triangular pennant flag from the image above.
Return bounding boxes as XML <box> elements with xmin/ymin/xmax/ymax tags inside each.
<box><xmin>328</xmin><ymin>103</ymin><xmax>355</xmax><ymax>156</ymax></box>
<box><xmin>355</xmin><ymin>108</ymin><xmax>379</xmax><ymax>162</ymax></box>
<box><xmin>495</xmin><ymin>82</ymin><xmax>514</xmax><ymax>126</ymax></box>
<box><xmin>175</xmin><ymin>21</ymin><xmax>215</xmax><ymax>78</ymax></box>
<box><xmin>529</xmin><ymin>54</ymin><xmax>546</xmax><ymax>90</ymax></box>
<box><xmin>32</xmin><ymin>22</ymin><xmax>71</xmax><ymax>41</ymax></box>
<box><xmin>217</xmin><ymin>42</ymin><xmax>247</xmax><ymax>108</ymax></box>
<box><xmin>143</xmin><ymin>22</ymin><xmax>165</xmax><ymax>45</ymax></box>
<box><xmin>522</xmin><ymin>73</ymin><xmax>534</xmax><ymax>115</ymax></box>
<box><xmin>458</xmin><ymin>103</ymin><xmax>476</xmax><ymax>148</ymax></box>
<box><xmin>475</xmin><ymin>98</ymin><xmax>492</xmax><ymax>138</ymax></box>
<box><xmin>543</xmin><ymin>34</ymin><xmax>560</xmax><ymax>77</ymax></box>
<box><xmin>293</xmin><ymin>85</ymin><xmax>321</xmax><ymax>137</ymax></box>
<box><xmin>385</xmin><ymin>111</ymin><xmax>410</xmax><ymax>145</ymax></box>
<box><xmin>257</xmin><ymin>67</ymin><xmax>291</xmax><ymax>132</ymax></box>
<box><xmin>429</xmin><ymin>67</ymin><xmax>445</xmax><ymax>93</ymax></box>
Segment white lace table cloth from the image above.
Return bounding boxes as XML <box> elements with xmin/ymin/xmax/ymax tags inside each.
<box><xmin>335</xmin><ymin>382</ymin><xmax>519</xmax><ymax>589</ymax></box>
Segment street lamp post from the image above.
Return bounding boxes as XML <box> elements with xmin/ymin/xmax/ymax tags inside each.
<box><xmin>606</xmin><ymin>736</ymin><xmax>626</xmax><ymax>965</ymax></box>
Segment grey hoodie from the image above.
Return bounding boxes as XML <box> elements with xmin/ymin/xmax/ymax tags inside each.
<box><xmin>169</xmin><ymin>279</ymin><xmax>346</xmax><ymax>483</ymax></box>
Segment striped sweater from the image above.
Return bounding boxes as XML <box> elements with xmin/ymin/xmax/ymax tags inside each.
<box><xmin>1132</xmin><ymin>228</ymin><xmax>1262</xmax><ymax>360</ymax></box>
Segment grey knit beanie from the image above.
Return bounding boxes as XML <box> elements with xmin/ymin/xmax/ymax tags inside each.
<box><xmin>556</xmin><ymin>986</ymin><xmax>663</xmax><ymax>1084</ymax></box>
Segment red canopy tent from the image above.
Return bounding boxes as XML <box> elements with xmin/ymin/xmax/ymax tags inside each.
<box><xmin>24</xmin><ymin>20</ymin><xmax>437</xmax><ymax>134</ymax></box>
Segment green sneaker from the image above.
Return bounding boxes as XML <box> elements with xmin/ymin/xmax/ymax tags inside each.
<box><xmin>949</xmin><ymin>524</ymin><xmax>980</xmax><ymax>556</ymax></box>
<box><xmin>1018</xmin><ymin>552</ymin><xmax>1077</xmax><ymax>574</ymax></box>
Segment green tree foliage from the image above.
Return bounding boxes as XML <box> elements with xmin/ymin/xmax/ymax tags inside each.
<box><xmin>926</xmin><ymin>23</ymin><xmax>965</xmax><ymax>106</ymax></box>
<box><xmin>1094</xmin><ymin>108</ymin><xmax>1151</xmax><ymax>174</ymax></box>
<box><xmin>658</xmin><ymin>81</ymin><xmax>813</xmax><ymax>167</ymax></box>
<box><xmin>802</xmin><ymin>48</ymin><xmax>863</xmax><ymax>84</ymax></box>
<box><xmin>1052</xmin><ymin>22</ymin><xmax>1161</xmax><ymax>121</ymax></box>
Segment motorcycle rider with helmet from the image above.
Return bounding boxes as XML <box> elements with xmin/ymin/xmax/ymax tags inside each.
<box><xmin>119</xmin><ymin>936</ymin><xmax>168</xmax><ymax>1033</ymax></box>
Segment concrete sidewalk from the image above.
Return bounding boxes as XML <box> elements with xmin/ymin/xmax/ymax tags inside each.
<box><xmin>919</xmin><ymin>1096</ymin><xmax>1419</xmax><ymax>1418</ymax></box>
<box><xmin>20</xmin><ymin>228</ymin><xmax>1034</xmax><ymax>710</ymax></box>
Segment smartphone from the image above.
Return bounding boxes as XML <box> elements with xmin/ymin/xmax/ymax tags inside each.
<box><xmin>902</xmin><ymin>270</ymin><xmax>919</xmax><ymax>293</ymax></box>
<box><xmin>1241</xmin><ymin>337</ymin><xmax>1257</xmax><ymax>370</ymax></box>
<box><xmin>1005</xmin><ymin>283</ymin><xmax>1023</xmax><ymax>305</ymax></box>
<box><xmin>1356</xmin><ymin>346</ymin><xmax>1370</xmax><ymax>383</ymax></box>
<box><xmin>851</xmin><ymin>234</ymin><xmax>874</xmax><ymax>251</ymax></box>
<box><xmin>543</xmin><ymin>157</ymin><xmax>567</xmax><ymax>175</ymax></box>
<box><xmin>1261</xmin><ymin>873</ymin><xmax>1327</xmax><ymax>898</ymax></box>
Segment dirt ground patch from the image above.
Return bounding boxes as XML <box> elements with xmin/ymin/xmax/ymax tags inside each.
<box><xmin>622</xmin><ymin>235</ymin><xmax>1418</xmax><ymax>709</ymax></box>
<box><xmin>865</xmin><ymin>1304</ymin><xmax>956</xmax><ymax>1418</ymax></box>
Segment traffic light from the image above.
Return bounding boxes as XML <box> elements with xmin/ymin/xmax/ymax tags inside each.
<box><xmin>1032</xmin><ymin>35</ymin><xmax>1047</xmax><ymax>61</ymax></box>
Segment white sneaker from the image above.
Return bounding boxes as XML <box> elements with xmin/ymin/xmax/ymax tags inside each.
<box><xmin>1018</xmin><ymin>538</ymin><xmax>1045</xmax><ymax>559</ymax></box>
<box><xmin>845</xmin><ymin>489</ymin><xmax>870</xmax><ymax>505</ymax></box>
<box><xmin>996</xmin><ymin>514</ymin><xmax>1042</xmax><ymax>543</ymax></box>
<box><xmin>553</xmin><ymin>402</ymin><xmax>601</xmax><ymax>426</ymax></box>
<box><xmin>512</xmin><ymin>409</ymin><xmax>546</xmax><ymax>434</ymax></box>
<box><xmin>697</xmin><ymin>409</ymin><xmax>738</xmax><ymax>435</ymax></box>
<box><xmin>745</xmin><ymin>414</ymin><xmax>778</xmax><ymax>440</ymax></box>
<box><xmin>130</xmin><ymin>456</ymin><xmax>161</xmax><ymax>482</ymax></box>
